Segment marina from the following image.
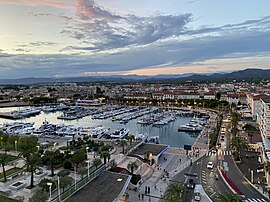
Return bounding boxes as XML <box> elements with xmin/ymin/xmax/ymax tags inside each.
<box><xmin>0</xmin><ymin>106</ymin><xmax>209</xmax><ymax>148</ymax></box>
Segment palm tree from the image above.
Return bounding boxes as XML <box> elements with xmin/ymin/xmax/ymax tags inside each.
<box><xmin>119</xmin><ymin>140</ymin><xmax>127</xmax><ymax>154</ymax></box>
<box><xmin>127</xmin><ymin>161</ymin><xmax>138</xmax><ymax>174</ymax></box>
<box><xmin>219</xmin><ymin>191</ymin><xmax>241</xmax><ymax>202</ymax></box>
<box><xmin>230</xmin><ymin>136</ymin><xmax>248</xmax><ymax>160</ymax></box>
<box><xmin>164</xmin><ymin>183</ymin><xmax>189</xmax><ymax>202</ymax></box>
<box><xmin>231</xmin><ymin>112</ymin><xmax>239</xmax><ymax>129</ymax></box>
<box><xmin>93</xmin><ymin>158</ymin><xmax>102</xmax><ymax>169</ymax></box>
<box><xmin>27</xmin><ymin>153</ymin><xmax>42</xmax><ymax>188</ymax></box>
<box><xmin>0</xmin><ymin>152</ymin><xmax>9</xmax><ymax>182</ymax></box>
<box><xmin>18</xmin><ymin>136</ymin><xmax>39</xmax><ymax>169</ymax></box>
<box><xmin>100</xmin><ymin>151</ymin><xmax>110</xmax><ymax>164</ymax></box>
<box><xmin>127</xmin><ymin>135</ymin><xmax>135</xmax><ymax>145</ymax></box>
<box><xmin>42</xmin><ymin>149</ymin><xmax>62</xmax><ymax>176</ymax></box>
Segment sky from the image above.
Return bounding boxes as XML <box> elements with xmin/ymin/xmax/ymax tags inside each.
<box><xmin>0</xmin><ymin>0</ymin><xmax>270</xmax><ymax>78</ymax></box>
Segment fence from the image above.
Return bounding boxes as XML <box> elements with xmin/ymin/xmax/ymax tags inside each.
<box><xmin>52</xmin><ymin>165</ymin><xmax>106</xmax><ymax>202</ymax></box>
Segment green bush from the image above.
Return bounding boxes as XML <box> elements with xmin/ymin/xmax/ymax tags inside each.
<box><xmin>130</xmin><ymin>174</ymin><xmax>141</xmax><ymax>185</ymax></box>
<box><xmin>63</xmin><ymin>160</ymin><xmax>72</xmax><ymax>170</ymax></box>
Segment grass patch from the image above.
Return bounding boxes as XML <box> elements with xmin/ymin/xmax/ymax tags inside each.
<box><xmin>0</xmin><ymin>167</ymin><xmax>23</xmax><ymax>180</ymax></box>
<box><xmin>0</xmin><ymin>195</ymin><xmax>19</xmax><ymax>202</ymax></box>
<box><xmin>1</xmin><ymin>154</ymin><xmax>19</xmax><ymax>163</ymax></box>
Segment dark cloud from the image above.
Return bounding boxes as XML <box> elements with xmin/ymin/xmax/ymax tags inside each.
<box><xmin>29</xmin><ymin>41</ymin><xmax>59</xmax><ymax>46</ymax></box>
<box><xmin>14</xmin><ymin>48</ymin><xmax>31</xmax><ymax>52</ymax></box>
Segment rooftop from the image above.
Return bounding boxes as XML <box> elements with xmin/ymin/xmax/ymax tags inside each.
<box><xmin>66</xmin><ymin>171</ymin><xmax>131</xmax><ymax>202</ymax></box>
<box><xmin>130</xmin><ymin>143</ymin><xmax>169</xmax><ymax>157</ymax></box>
<box><xmin>261</xmin><ymin>98</ymin><xmax>270</xmax><ymax>104</ymax></box>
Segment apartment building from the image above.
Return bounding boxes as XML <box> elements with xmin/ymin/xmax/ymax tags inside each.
<box><xmin>259</xmin><ymin>98</ymin><xmax>270</xmax><ymax>138</ymax></box>
<box><xmin>247</xmin><ymin>94</ymin><xmax>270</xmax><ymax>121</ymax></box>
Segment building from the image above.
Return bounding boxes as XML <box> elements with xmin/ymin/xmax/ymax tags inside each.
<box><xmin>258</xmin><ymin>98</ymin><xmax>270</xmax><ymax>139</ymax></box>
<box><xmin>247</xmin><ymin>94</ymin><xmax>270</xmax><ymax>121</ymax></box>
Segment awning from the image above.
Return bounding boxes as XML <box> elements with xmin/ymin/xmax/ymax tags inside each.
<box><xmin>262</xmin><ymin>138</ymin><xmax>270</xmax><ymax>151</ymax></box>
<box><xmin>248</xmin><ymin>143</ymin><xmax>260</xmax><ymax>149</ymax></box>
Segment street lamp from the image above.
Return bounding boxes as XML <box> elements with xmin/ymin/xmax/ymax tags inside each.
<box><xmin>86</xmin><ymin>160</ymin><xmax>91</xmax><ymax>177</ymax></box>
<box><xmin>74</xmin><ymin>166</ymin><xmax>77</xmax><ymax>189</ymax></box>
<box><xmin>14</xmin><ymin>140</ymin><xmax>17</xmax><ymax>152</ymax></box>
<box><xmin>86</xmin><ymin>147</ymin><xmax>89</xmax><ymax>158</ymax></box>
<box><xmin>58</xmin><ymin>176</ymin><xmax>61</xmax><ymax>202</ymax></box>
<box><xmin>251</xmin><ymin>170</ymin><xmax>254</xmax><ymax>183</ymax></box>
<box><xmin>47</xmin><ymin>182</ymin><xmax>52</xmax><ymax>202</ymax></box>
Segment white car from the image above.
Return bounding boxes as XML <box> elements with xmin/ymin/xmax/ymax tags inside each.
<box><xmin>207</xmin><ymin>162</ymin><xmax>214</xmax><ymax>169</ymax></box>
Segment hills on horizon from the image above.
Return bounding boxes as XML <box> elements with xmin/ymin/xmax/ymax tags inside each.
<box><xmin>1</xmin><ymin>68</ymin><xmax>270</xmax><ymax>84</ymax></box>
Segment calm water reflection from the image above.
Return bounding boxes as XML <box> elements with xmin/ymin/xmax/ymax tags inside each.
<box><xmin>0</xmin><ymin>107</ymin><xmax>200</xmax><ymax>148</ymax></box>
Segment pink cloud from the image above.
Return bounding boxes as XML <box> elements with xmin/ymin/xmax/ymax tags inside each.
<box><xmin>75</xmin><ymin>0</ymin><xmax>121</xmax><ymax>20</ymax></box>
<box><xmin>0</xmin><ymin>0</ymin><xmax>74</xmax><ymax>8</ymax></box>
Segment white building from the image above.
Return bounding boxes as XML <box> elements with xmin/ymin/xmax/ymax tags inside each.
<box><xmin>247</xmin><ymin>94</ymin><xmax>270</xmax><ymax>121</ymax></box>
<box><xmin>259</xmin><ymin>98</ymin><xmax>270</xmax><ymax>139</ymax></box>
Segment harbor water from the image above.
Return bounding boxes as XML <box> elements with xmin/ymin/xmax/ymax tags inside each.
<box><xmin>0</xmin><ymin>107</ymin><xmax>201</xmax><ymax>148</ymax></box>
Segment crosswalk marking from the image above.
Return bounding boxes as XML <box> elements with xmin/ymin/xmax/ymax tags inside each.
<box><xmin>206</xmin><ymin>150</ymin><xmax>231</xmax><ymax>156</ymax></box>
<box><xmin>244</xmin><ymin>198</ymin><xmax>267</xmax><ymax>202</ymax></box>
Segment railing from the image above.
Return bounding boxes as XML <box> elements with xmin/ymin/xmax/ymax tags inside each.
<box><xmin>52</xmin><ymin>165</ymin><xmax>106</xmax><ymax>202</ymax></box>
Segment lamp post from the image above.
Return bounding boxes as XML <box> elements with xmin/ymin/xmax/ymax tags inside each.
<box><xmin>251</xmin><ymin>170</ymin><xmax>254</xmax><ymax>183</ymax></box>
<box><xmin>14</xmin><ymin>140</ymin><xmax>17</xmax><ymax>152</ymax></box>
<box><xmin>86</xmin><ymin>160</ymin><xmax>90</xmax><ymax>177</ymax></box>
<box><xmin>86</xmin><ymin>147</ymin><xmax>89</xmax><ymax>159</ymax></box>
<box><xmin>74</xmin><ymin>166</ymin><xmax>77</xmax><ymax>189</ymax></box>
<box><xmin>58</xmin><ymin>176</ymin><xmax>61</xmax><ymax>202</ymax></box>
<box><xmin>47</xmin><ymin>182</ymin><xmax>52</xmax><ymax>202</ymax></box>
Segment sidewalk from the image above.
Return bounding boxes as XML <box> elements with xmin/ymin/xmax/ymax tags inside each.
<box><xmin>126</xmin><ymin>118</ymin><xmax>212</xmax><ymax>202</ymax></box>
<box><xmin>235</xmin><ymin>150</ymin><xmax>270</xmax><ymax>199</ymax></box>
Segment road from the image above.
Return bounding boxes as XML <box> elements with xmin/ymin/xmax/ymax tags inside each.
<box><xmin>204</xmin><ymin>117</ymin><xmax>269</xmax><ymax>202</ymax></box>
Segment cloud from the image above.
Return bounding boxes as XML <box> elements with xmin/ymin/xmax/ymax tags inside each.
<box><xmin>29</xmin><ymin>12</ymin><xmax>73</xmax><ymax>22</ymax></box>
<box><xmin>14</xmin><ymin>48</ymin><xmax>31</xmax><ymax>52</ymax></box>
<box><xmin>76</xmin><ymin>0</ymin><xmax>122</xmax><ymax>20</ymax></box>
<box><xmin>29</xmin><ymin>41</ymin><xmax>59</xmax><ymax>46</ymax></box>
<box><xmin>61</xmin><ymin>0</ymin><xmax>193</xmax><ymax>50</ymax></box>
<box><xmin>0</xmin><ymin>0</ymin><xmax>72</xmax><ymax>8</ymax></box>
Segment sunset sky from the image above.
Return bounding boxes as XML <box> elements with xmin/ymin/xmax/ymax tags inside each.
<box><xmin>0</xmin><ymin>0</ymin><xmax>270</xmax><ymax>78</ymax></box>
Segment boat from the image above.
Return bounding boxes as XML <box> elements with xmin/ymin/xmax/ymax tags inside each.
<box><xmin>178</xmin><ymin>123</ymin><xmax>203</xmax><ymax>132</ymax></box>
<box><xmin>110</xmin><ymin>128</ymin><xmax>129</xmax><ymax>139</ymax></box>
<box><xmin>135</xmin><ymin>133</ymin><xmax>148</xmax><ymax>142</ymax></box>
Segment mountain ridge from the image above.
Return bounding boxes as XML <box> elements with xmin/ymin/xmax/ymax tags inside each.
<box><xmin>0</xmin><ymin>68</ymin><xmax>269</xmax><ymax>84</ymax></box>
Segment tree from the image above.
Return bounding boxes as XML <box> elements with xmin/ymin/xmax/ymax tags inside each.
<box><xmin>219</xmin><ymin>191</ymin><xmax>241</xmax><ymax>202</ymax></box>
<box><xmin>18</xmin><ymin>136</ymin><xmax>39</xmax><ymax>169</ymax></box>
<box><xmin>127</xmin><ymin>135</ymin><xmax>135</xmax><ymax>145</ymax></box>
<box><xmin>93</xmin><ymin>158</ymin><xmax>102</xmax><ymax>169</ymax></box>
<box><xmin>127</xmin><ymin>161</ymin><xmax>138</xmax><ymax>174</ymax></box>
<box><xmin>27</xmin><ymin>153</ymin><xmax>42</xmax><ymax>188</ymax></box>
<box><xmin>119</xmin><ymin>140</ymin><xmax>127</xmax><ymax>154</ymax></box>
<box><xmin>29</xmin><ymin>189</ymin><xmax>48</xmax><ymax>202</ymax></box>
<box><xmin>57</xmin><ymin>169</ymin><xmax>70</xmax><ymax>177</ymax></box>
<box><xmin>215</xmin><ymin>92</ymin><xmax>221</xmax><ymax>100</ymax></box>
<box><xmin>230</xmin><ymin>136</ymin><xmax>248</xmax><ymax>160</ymax></box>
<box><xmin>42</xmin><ymin>149</ymin><xmax>63</xmax><ymax>176</ymax></box>
<box><xmin>100</xmin><ymin>151</ymin><xmax>110</xmax><ymax>164</ymax></box>
<box><xmin>59</xmin><ymin>176</ymin><xmax>73</xmax><ymax>192</ymax></box>
<box><xmin>71</xmin><ymin>148</ymin><xmax>87</xmax><ymax>168</ymax></box>
<box><xmin>164</xmin><ymin>183</ymin><xmax>189</xmax><ymax>202</ymax></box>
<box><xmin>38</xmin><ymin>178</ymin><xmax>55</xmax><ymax>192</ymax></box>
<box><xmin>77</xmin><ymin>166</ymin><xmax>88</xmax><ymax>179</ymax></box>
<box><xmin>0</xmin><ymin>152</ymin><xmax>9</xmax><ymax>182</ymax></box>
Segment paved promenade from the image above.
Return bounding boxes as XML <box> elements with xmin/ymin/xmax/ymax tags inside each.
<box><xmin>126</xmin><ymin>113</ymin><xmax>216</xmax><ymax>202</ymax></box>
